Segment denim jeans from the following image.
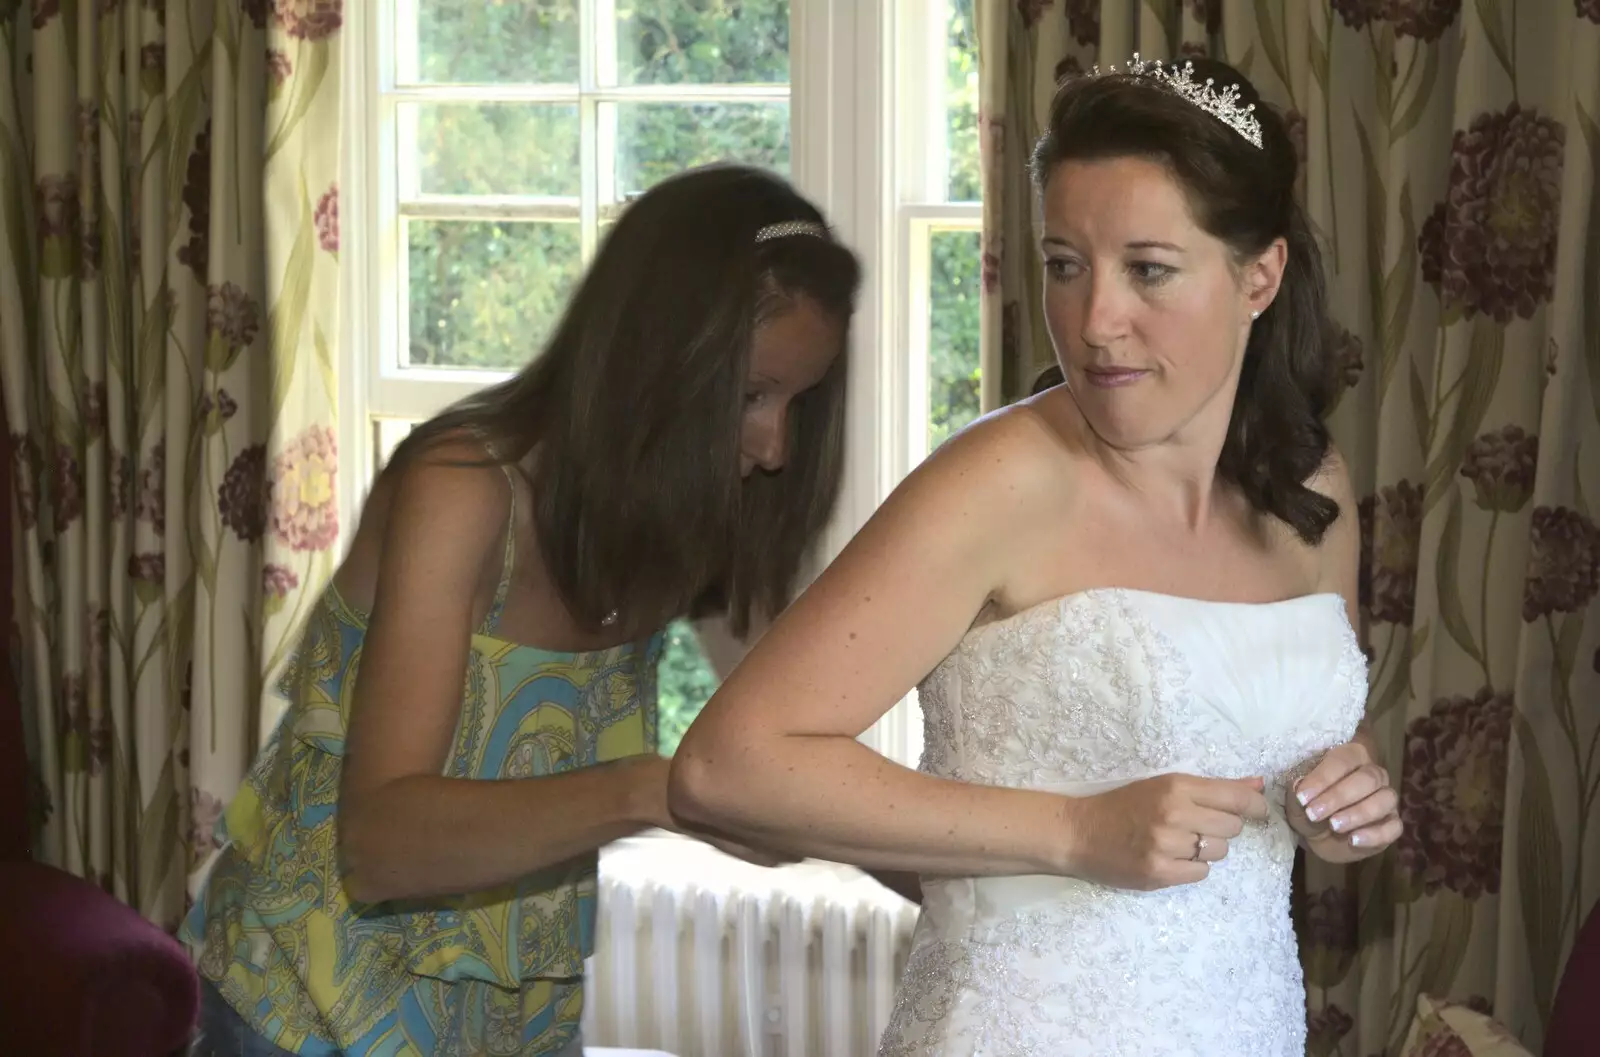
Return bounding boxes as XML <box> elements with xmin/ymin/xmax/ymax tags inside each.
<box><xmin>191</xmin><ymin>980</ymin><xmax>306</xmax><ymax>1057</ymax></box>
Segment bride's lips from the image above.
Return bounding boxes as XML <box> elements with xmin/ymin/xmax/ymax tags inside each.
<box><xmin>1082</xmin><ymin>367</ymin><xmax>1151</xmax><ymax>388</ymax></box>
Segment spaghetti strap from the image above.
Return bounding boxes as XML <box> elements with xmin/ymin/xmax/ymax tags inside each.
<box><xmin>479</xmin><ymin>460</ymin><xmax>518</xmax><ymax>636</ymax></box>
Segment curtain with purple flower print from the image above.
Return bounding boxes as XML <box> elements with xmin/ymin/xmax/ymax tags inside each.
<box><xmin>0</xmin><ymin>0</ymin><xmax>341</xmax><ymax>930</ymax></box>
<box><xmin>977</xmin><ymin>1</ymin><xmax>1600</xmax><ymax>1052</ymax></box>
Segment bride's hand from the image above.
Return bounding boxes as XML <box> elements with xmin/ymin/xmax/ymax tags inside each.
<box><xmin>1061</xmin><ymin>774</ymin><xmax>1271</xmax><ymax>891</ymax></box>
<box><xmin>1288</xmin><ymin>736</ymin><xmax>1402</xmax><ymax>863</ymax></box>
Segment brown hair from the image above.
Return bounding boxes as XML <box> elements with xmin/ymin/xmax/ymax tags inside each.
<box><xmin>392</xmin><ymin>165</ymin><xmax>861</xmax><ymax>635</ymax></box>
<box><xmin>1030</xmin><ymin>363</ymin><xmax>1065</xmax><ymax>396</ymax></box>
<box><xmin>1030</xmin><ymin>58</ymin><xmax>1339</xmax><ymax>545</ymax></box>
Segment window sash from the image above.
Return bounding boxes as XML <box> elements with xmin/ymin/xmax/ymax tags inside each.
<box><xmin>379</xmin><ymin>0</ymin><xmax>795</xmax><ymax>391</ymax></box>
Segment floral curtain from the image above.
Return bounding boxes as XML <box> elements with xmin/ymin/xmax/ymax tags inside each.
<box><xmin>0</xmin><ymin>0</ymin><xmax>341</xmax><ymax>930</ymax></box>
<box><xmin>977</xmin><ymin>0</ymin><xmax>1600</xmax><ymax>1052</ymax></box>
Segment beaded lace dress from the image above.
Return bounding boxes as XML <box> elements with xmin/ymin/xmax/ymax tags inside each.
<box><xmin>878</xmin><ymin>588</ymin><xmax>1367</xmax><ymax>1057</ymax></box>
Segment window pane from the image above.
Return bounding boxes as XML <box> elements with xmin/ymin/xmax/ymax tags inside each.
<box><xmin>928</xmin><ymin>230</ymin><xmax>982</xmax><ymax>451</ymax></box>
<box><xmin>613</xmin><ymin>102</ymin><xmax>790</xmax><ymax>198</ymax></box>
<box><xmin>658</xmin><ymin>620</ymin><xmax>718</xmax><ymax>755</ymax></box>
<box><xmin>414</xmin><ymin>0</ymin><xmax>579</xmax><ymax>85</ymax></box>
<box><xmin>947</xmin><ymin>0</ymin><xmax>980</xmax><ymax>202</ymax></box>
<box><xmin>408</xmin><ymin>103</ymin><xmax>580</xmax><ymax>198</ymax></box>
<box><xmin>615</xmin><ymin>0</ymin><xmax>789</xmax><ymax>86</ymax></box>
<box><xmin>407</xmin><ymin>220</ymin><xmax>582</xmax><ymax>370</ymax></box>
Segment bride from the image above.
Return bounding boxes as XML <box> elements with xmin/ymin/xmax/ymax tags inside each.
<box><xmin>668</xmin><ymin>57</ymin><xmax>1401</xmax><ymax>1056</ymax></box>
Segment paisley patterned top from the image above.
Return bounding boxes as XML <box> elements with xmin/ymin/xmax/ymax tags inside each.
<box><xmin>180</xmin><ymin>467</ymin><xmax>662</xmax><ymax>1056</ymax></box>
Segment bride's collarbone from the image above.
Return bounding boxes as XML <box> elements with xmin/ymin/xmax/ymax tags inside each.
<box><xmin>986</xmin><ymin>530</ymin><xmax>1321</xmax><ymax>622</ymax></box>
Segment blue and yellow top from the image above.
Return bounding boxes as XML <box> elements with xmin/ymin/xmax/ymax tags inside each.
<box><xmin>181</xmin><ymin>467</ymin><xmax>662</xmax><ymax>1056</ymax></box>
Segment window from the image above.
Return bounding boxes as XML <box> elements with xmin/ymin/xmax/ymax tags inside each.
<box><xmin>896</xmin><ymin>0</ymin><xmax>983</xmax><ymax>463</ymax></box>
<box><xmin>341</xmin><ymin>0</ymin><xmax>979</xmax><ymax>766</ymax></box>
<box><xmin>363</xmin><ymin>0</ymin><xmax>794</xmax><ymax>442</ymax></box>
<box><xmin>657</xmin><ymin>622</ymin><xmax>718</xmax><ymax>755</ymax></box>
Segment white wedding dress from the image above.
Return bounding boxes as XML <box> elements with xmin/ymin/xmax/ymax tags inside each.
<box><xmin>878</xmin><ymin>588</ymin><xmax>1368</xmax><ymax>1057</ymax></box>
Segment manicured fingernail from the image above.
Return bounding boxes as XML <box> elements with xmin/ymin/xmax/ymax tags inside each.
<box><xmin>1349</xmin><ymin>832</ymin><xmax>1368</xmax><ymax>847</ymax></box>
<box><xmin>1329</xmin><ymin>816</ymin><xmax>1346</xmax><ymax>832</ymax></box>
<box><xmin>1297</xmin><ymin>789</ymin><xmax>1315</xmax><ymax>806</ymax></box>
<box><xmin>1305</xmin><ymin>804</ymin><xmax>1325</xmax><ymax>821</ymax></box>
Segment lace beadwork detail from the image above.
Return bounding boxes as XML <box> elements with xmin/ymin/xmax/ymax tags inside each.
<box><xmin>887</xmin><ymin>589</ymin><xmax>1368</xmax><ymax>1057</ymax></box>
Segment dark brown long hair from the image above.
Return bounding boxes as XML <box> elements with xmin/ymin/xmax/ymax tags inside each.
<box><xmin>391</xmin><ymin>165</ymin><xmax>861</xmax><ymax>635</ymax></box>
<box><xmin>1031</xmin><ymin>59</ymin><xmax>1339</xmax><ymax>545</ymax></box>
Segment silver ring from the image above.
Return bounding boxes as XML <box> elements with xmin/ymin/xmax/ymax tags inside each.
<box><xmin>1192</xmin><ymin>836</ymin><xmax>1209</xmax><ymax>861</ymax></box>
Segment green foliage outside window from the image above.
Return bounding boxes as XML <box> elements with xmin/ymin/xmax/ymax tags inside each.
<box><xmin>929</xmin><ymin>0</ymin><xmax>982</xmax><ymax>452</ymax></box>
<box><xmin>658</xmin><ymin>620</ymin><xmax>719</xmax><ymax>755</ymax></box>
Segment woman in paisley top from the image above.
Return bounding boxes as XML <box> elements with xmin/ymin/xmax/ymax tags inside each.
<box><xmin>182</xmin><ymin>166</ymin><xmax>895</xmax><ymax>1057</ymax></box>
<box><xmin>671</xmin><ymin>62</ymin><xmax>1402</xmax><ymax>1056</ymax></box>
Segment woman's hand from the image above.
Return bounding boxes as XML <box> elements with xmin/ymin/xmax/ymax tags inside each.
<box><xmin>630</xmin><ymin>755</ymin><xmax>798</xmax><ymax>868</ymax></box>
<box><xmin>1061</xmin><ymin>774</ymin><xmax>1272</xmax><ymax>891</ymax></box>
<box><xmin>1288</xmin><ymin>737</ymin><xmax>1402</xmax><ymax>864</ymax></box>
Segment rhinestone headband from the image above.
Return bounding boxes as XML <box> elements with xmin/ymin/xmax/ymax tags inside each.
<box><xmin>1088</xmin><ymin>53</ymin><xmax>1262</xmax><ymax>149</ymax></box>
<box><xmin>755</xmin><ymin>220</ymin><xmax>830</xmax><ymax>244</ymax></box>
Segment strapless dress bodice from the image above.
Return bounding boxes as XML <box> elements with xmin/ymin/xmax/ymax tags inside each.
<box><xmin>879</xmin><ymin>589</ymin><xmax>1368</xmax><ymax>1057</ymax></box>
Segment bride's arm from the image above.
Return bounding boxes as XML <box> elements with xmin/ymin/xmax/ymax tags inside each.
<box><xmin>1288</xmin><ymin>448</ymin><xmax>1402</xmax><ymax>860</ymax></box>
<box><xmin>670</xmin><ymin>412</ymin><xmax>1078</xmax><ymax>877</ymax></box>
<box><xmin>691</xmin><ymin>615</ymin><xmax>923</xmax><ymax>903</ymax></box>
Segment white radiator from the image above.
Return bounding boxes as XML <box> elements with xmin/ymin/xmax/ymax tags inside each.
<box><xmin>583</xmin><ymin>838</ymin><xmax>921</xmax><ymax>1057</ymax></box>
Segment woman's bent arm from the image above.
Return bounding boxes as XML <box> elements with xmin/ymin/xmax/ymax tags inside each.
<box><xmin>341</xmin><ymin>759</ymin><xmax>669</xmax><ymax>904</ymax></box>
<box><xmin>693</xmin><ymin>614</ymin><xmax>923</xmax><ymax>903</ymax></box>
<box><xmin>338</xmin><ymin>449</ymin><xmax>668</xmax><ymax>904</ymax></box>
<box><xmin>670</xmin><ymin>412</ymin><xmax>1081</xmax><ymax>878</ymax></box>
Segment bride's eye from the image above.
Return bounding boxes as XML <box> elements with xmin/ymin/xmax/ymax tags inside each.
<box><xmin>1045</xmin><ymin>257</ymin><xmax>1082</xmax><ymax>282</ymax></box>
<box><xmin>1130</xmin><ymin>261</ymin><xmax>1175</xmax><ymax>285</ymax></box>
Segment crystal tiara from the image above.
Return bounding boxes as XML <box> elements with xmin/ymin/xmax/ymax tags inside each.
<box><xmin>755</xmin><ymin>219</ymin><xmax>830</xmax><ymax>244</ymax></box>
<box><xmin>1087</xmin><ymin>53</ymin><xmax>1262</xmax><ymax>149</ymax></box>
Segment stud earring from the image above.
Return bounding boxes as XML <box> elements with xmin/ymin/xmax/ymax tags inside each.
<box><xmin>1250</xmin><ymin>310</ymin><xmax>1261</xmax><ymax>320</ymax></box>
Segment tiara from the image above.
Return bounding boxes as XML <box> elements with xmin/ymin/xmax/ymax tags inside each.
<box><xmin>1088</xmin><ymin>53</ymin><xmax>1262</xmax><ymax>149</ymax></box>
<box><xmin>755</xmin><ymin>220</ymin><xmax>830</xmax><ymax>244</ymax></box>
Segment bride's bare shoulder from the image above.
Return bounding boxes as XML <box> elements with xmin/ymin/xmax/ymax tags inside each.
<box><xmin>837</xmin><ymin>391</ymin><xmax>1084</xmax><ymax>594</ymax></box>
<box><xmin>918</xmin><ymin>388</ymin><xmax>1085</xmax><ymax>497</ymax></box>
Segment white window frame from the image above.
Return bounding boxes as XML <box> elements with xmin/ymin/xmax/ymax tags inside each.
<box><xmin>888</xmin><ymin>0</ymin><xmax>984</xmax><ymax>467</ymax></box>
<box><xmin>344</xmin><ymin>0</ymin><xmax>796</xmax><ymax>470</ymax></box>
<box><xmin>873</xmin><ymin>0</ymin><xmax>984</xmax><ymax>767</ymax></box>
<box><xmin>338</xmin><ymin>0</ymin><xmax>979</xmax><ymax>770</ymax></box>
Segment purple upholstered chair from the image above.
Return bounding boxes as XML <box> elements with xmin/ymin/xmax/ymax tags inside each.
<box><xmin>0</xmin><ymin>382</ymin><xmax>199</xmax><ymax>1057</ymax></box>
